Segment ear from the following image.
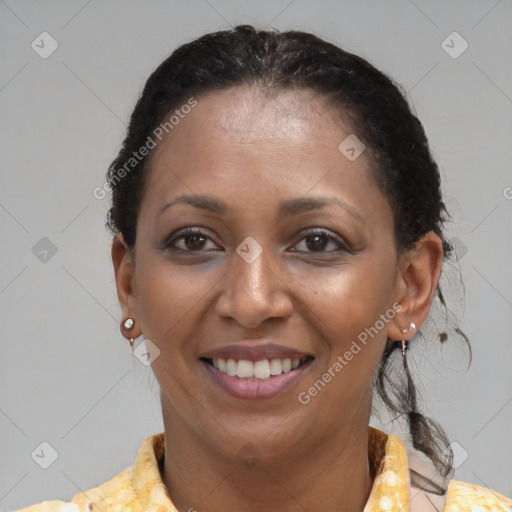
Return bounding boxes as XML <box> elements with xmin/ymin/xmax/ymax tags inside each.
<box><xmin>387</xmin><ymin>231</ymin><xmax>444</xmax><ymax>341</ymax></box>
<box><xmin>112</xmin><ymin>233</ymin><xmax>142</xmax><ymax>340</ymax></box>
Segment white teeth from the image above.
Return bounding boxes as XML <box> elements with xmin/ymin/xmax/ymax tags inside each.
<box><xmin>236</xmin><ymin>360</ymin><xmax>254</xmax><ymax>378</ymax></box>
<box><xmin>226</xmin><ymin>358</ymin><xmax>237</xmax><ymax>376</ymax></box>
<box><xmin>209</xmin><ymin>357</ymin><xmax>308</xmax><ymax>379</ymax></box>
<box><xmin>269</xmin><ymin>358</ymin><xmax>282</xmax><ymax>375</ymax></box>
<box><xmin>254</xmin><ymin>360</ymin><xmax>271</xmax><ymax>379</ymax></box>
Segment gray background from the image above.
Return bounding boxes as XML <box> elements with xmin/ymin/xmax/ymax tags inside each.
<box><xmin>1</xmin><ymin>0</ymin><xmax>511</xmax><ymax>509</ymax></box>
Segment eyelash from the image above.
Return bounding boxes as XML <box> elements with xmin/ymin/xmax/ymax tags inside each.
<box><xmin>162</xmin><ymin>227</ymin><xmax>350</xmax><ymax>254</ymax></box>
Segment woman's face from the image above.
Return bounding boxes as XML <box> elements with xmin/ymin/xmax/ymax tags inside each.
<box><xmin>118</xmin><ymin>86</ymin><xmax>411</xmax><ymax>461</ymax></box>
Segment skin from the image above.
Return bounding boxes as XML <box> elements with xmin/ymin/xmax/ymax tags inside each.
<box><xmin>112</xmin><ymin>85</ymin><xmax>444</xmax><ymax>512</ymax></box>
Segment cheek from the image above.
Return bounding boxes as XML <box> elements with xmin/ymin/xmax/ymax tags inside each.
<box><xmin>134</xmin><ymin>261</ymin><xmax>215</xmax><ymax>349</ymax></box>
<box><xmin>291</xmin><ymin>259</ymin><xmax>395</xmax><ymax>399</ymax></box>
<box><xmin>293</xmin><ymin>260</ymin><xmax>395</xmax><ymax>339</ymax></box>
<box><xmin>134</xmin><ymin>262</ymin><xmax>213</xmax><ymax>405</ymax></box>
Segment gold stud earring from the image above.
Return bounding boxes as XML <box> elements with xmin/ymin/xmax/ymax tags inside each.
<box><xmin>123</xmin><ymin>318</ymin><xmax>135</xmax><ymax>351</ymax></box>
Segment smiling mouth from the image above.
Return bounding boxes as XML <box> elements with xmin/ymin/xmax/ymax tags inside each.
<box><xmin>200</xmin><ymin>356</ymin><xmax>314</xmax><ymax>380</ymax></box>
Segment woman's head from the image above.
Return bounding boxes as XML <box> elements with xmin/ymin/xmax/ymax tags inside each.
<box><xmin>109</xmin><ymin>25</ymin><xmax>460</xmax><ymax>480</ymax></box>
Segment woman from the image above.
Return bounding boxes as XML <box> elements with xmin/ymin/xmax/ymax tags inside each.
<box><xmin>18</xmin><ymin>25</ymin><xmax>512</xmax><ymax>512</ymax></box>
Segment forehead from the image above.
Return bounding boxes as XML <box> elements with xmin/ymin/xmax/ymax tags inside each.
<box><xmin>149</xmin><ymin>85</ymin><xmax>360</xmax><ymax>158</ymax></box>
<box><xmin>205</xmin><ymin>85</ymin><xmax>343</xmax><ymax>142</ymax></box>
<box><xmin>140</xmin><ymin>85</ymin><xmax>390</xmax><ymax>225</ymax></box>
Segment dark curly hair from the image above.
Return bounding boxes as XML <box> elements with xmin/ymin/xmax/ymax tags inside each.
<box><xmin>105</xmin><ymin>24</ymin><xmax>470</xmax><ymax>487</ymax></box>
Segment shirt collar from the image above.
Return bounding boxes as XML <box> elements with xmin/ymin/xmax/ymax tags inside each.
<box><xmin>130</xmin><ymin>426</ymin><xmax>411</xmax><ymax>511</ymax></box>
<box><xmin>364</xmin><ymin>427</ymin><xmax>410</xmax><ymax>512</ymax></box>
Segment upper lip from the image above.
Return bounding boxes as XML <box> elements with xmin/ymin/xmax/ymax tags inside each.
<box><xmin>200</xmin><ymin>341</ymin><xmax>313</xmax><ymax>362</ymax></box>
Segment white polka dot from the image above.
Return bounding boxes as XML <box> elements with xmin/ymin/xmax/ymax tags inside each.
<box><xmin>379</xmin><ymin>496</ymin><xmax>393</xmax><ymax>510</ymax></box>
<box><xmin>381</xmin><ymin>470</ymin><xmax>400</xmax><ymax>487</ymax></box>
<box><xmin>61</xmin><ymin>505</ymin><xmax>79</xmax><ymax>512</ymax></box>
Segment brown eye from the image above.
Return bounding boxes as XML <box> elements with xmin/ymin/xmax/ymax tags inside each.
<box><xmin>182</xmin><ymin>233</ymin><xmax>208</xmax><ymax>250</ymax></box>
<box><xmin>304</xmin><ymin>234</ymin><xmax>330</xmax><ymax>252</ymax></box>
<box><xmin>163</xmin><ymin>228</ymin><xmax>219</xmax><ymax>252</ymax></box>
<box><xmin>291</xmin><ymin>229</ymin><xmax>348</xmax><ymax>253</ymax></box>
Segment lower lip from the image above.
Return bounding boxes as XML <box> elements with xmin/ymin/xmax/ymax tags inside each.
<box><xmin>201</xmin><ymin>359</ymin><xmax>313</xmax><ymax>400</ymax></box>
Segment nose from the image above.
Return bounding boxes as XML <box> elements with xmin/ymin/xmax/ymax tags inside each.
<box><xmin>215</xmin><ymin>245</ymin><xmax>294</xmax><ymax>329</ymax></box>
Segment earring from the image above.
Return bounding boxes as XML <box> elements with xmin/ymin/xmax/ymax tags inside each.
<box><xmin>400</xmin><ymin>322</ymin><xmax>416</xmax><ymax>335</ymax></box>
<box><xmin>123</xmin><ymin>318</ymin><xmax>135</xmax><ymax>352</ymax></box>
<box><xmin>399</xmin><ymin>322</ymin><xmax>416</xmax><ymax>369</ymax></box>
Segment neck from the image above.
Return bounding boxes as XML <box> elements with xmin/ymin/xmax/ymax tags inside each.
<box><xmin>160</xmin><ymin>410</ymin><xmax>375</xmax><ymax>512</ymax></box>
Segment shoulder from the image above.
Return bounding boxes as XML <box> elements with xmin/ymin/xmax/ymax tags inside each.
<box><xmin>445</xmin><ymin>479</ymin><xmax>512</xmax><ymax>511</ymax></box>
<box><xmin>14</xmin><ymin>432</ymin><xmax>168</xmax><ymax>511</ymax></box>
<box><xmin>13</xmin><ymin>466</ymin><xmax>136</xmax><ymax>512</ymax></box>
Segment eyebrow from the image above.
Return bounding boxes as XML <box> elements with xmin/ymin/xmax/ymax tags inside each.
<box><xmin>158</xmin><ymin>194</ymin><xmax>365</xmax><ymax>223</ymax></box>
